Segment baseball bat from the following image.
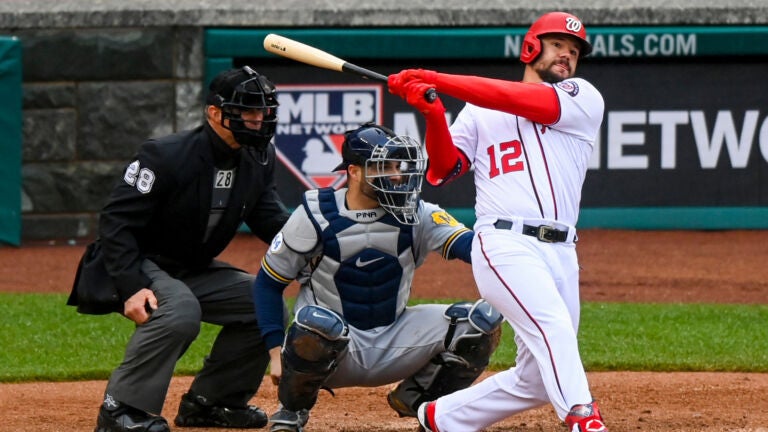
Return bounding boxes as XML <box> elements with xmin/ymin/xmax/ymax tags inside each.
<box><xmin>263</xmin><ymin>33</ymin><xmax>436</xmax><ymax>103</ymax></box>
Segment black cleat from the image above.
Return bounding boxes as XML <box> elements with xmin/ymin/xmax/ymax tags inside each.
<box><xmin>268</xmin><ymin>407</ymin><xmax>310</xmax><ymax>432</ymax></box>
<box><xmin>387</xmin><ymin>388</ymin><xmax>417</xmax><ymax>418</ymax></box>
<box><xmin>174</xmin><ymin>391</ymin><xmax>268</xmax><ymax>428</ymax></box>
<box><xmin>94</xmin><ymin>399</ymin><xmax>169</xmax><ymax>432</ymax></box>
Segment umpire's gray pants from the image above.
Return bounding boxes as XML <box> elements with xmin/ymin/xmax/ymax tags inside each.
<box><xmin>104</xmin><ymin>259</ymin><xmax>269</xmax><ymax>415</ymax></box>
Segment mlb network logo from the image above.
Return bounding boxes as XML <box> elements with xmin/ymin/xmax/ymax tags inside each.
<box><xmin>274</xmin><ymin>84</ymin><xmax>383</xmax><ymax>189</ymax></box>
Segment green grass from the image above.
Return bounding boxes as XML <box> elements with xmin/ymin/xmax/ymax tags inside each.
<box><xmin>0</xmin><ymin>293</ymin><xmax>220</xmax><ymax>382</ymax></box>
<box><xmin>578</xmin><ymin>302</ymin><xmax>768</xmax><ymax>372</ymax></box>
<box><xmin>1</xmin><ymin>293</ymin><xmax>766</xmax><ymax>382</ymax></box>
<box><xmin>489</xmin><ymin>302</ymin><xmax>768</xmax><ymax>372</ymax></box>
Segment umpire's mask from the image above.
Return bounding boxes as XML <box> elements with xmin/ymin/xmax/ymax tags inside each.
<box><xmin>207</xmin><ymin>66</ymin><xmax>279</xmax><ymax>151</ymax></box>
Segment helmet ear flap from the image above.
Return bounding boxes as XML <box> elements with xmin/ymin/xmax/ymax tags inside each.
<box><xmin>520</xmin><ymin>37</ymin><xmax>541</xmax><ymax>64</ymax></box>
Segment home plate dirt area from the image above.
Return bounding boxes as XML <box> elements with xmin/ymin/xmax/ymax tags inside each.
<box><xmin>1</xmin><ymin>229</ymin><xmax>767</xmax><ymax>431</ymax></box>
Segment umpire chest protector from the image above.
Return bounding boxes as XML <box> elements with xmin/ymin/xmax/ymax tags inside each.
<box><xmin>301</xmin><ymin>188</ymin><xmax>415</xmax><ymax>330</ymax></box>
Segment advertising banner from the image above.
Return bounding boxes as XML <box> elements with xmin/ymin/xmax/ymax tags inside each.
<box><xmin>206</xmin><ymin>28</ymin><xmax>768</xmax><ymax>228</ymax></box>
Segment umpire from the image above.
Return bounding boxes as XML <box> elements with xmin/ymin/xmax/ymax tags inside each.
<box><xmin>69</xmin><ymin>66</ymin><xmax>290</xmax><ymax>432</ymax></box>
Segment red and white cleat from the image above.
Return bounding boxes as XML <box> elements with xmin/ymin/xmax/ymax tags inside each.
<box><xmin>416</xmin><ymin>401</ymin><xmax>439</xmax><ymax>432</ymax></box>
<box><xmin>565</xmin><ymin>400</ymin><xmax>608</xmax><ymax>432</ymax></box>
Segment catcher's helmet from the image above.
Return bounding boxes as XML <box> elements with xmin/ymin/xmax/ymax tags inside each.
<box><xmin>520</xmin><ymin>11</ymin><xmax>592</xmax><ymax>64</ymax></box>
<box><xmin>206</xmin><ymin>66</ymin><xmax>279</xmax><ymax>151</ymax></box>
<box><xmin>334</xmin><ymin>123</ymin><xmax>426</xmax><ymax>225</ymax></box>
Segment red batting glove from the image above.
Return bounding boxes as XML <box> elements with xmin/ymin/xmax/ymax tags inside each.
<box><xmin>388</xmin><ymin>69</ymin><xmax>439</xmax><ymax>97</ymax></box>
<box><xmin>404</xmin><ymin>81</ymin><xmax>445</xmax><ymax>118</ymax></box>
<box><xmin>387</xmin><ymin>72</ymin><xmax>410</xmax><ymax>97</ymax></box>
<box><xmin>404</xmin><ymin>69</ymin><xmax>438</xmax><ymax>85</ymax></box>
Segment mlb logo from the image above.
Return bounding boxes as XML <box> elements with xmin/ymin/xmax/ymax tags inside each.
<box><xmin>274</xmin><ymin>84</ymin><xmax>383</xmax><ymax>189</ymax></box>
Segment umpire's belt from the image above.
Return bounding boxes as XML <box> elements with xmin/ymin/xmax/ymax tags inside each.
<box><xmin>493</xmin><ymin>219</ymin><xmax>570</xmax><ymax>243</ymax></box>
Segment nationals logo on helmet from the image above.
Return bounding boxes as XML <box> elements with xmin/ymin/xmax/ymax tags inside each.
<box><xmin>564</xmin><ymin>17</ymin><xmax>583</xmax><ymax>33</ymax></box>
<box><xmin>274</xmin><ymin>85</ymin><xmax>383</xmax><ymax>190</ymax></box>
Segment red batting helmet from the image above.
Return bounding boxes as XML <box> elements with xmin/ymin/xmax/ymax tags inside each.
<box><xmin>520</xmin><ymin>12</ymin><xmax>592</xmax><ymax>64</ymax></box>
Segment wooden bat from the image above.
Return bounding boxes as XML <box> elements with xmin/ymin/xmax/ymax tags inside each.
<box><xmin>263</xmin><ymin>33</ymin><xmax>436</xmax><ymax>102</ymax></box>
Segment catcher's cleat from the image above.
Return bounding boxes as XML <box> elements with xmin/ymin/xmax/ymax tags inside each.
<box><xmin>564</xmin><ymin>400</ymin><xmax>608</xmax><ymax>432</ymax></box>
<box><xmin>268</xmin><ymin>407</ymin><xmax>310</xmax><ymax>432</ymax></box>
<box><xmin>95</xmin><ymin>401</ymin><xmax>170</xmax><ymax>432</ymax></box>
<box><xmin>416</xmin><ymin>401</ymin><xmax>439</xmax><ymax>432</ymax></box>
<box><xmin>387</xmin><ymin>387</ymin><xmax>417</xmax><ymax>418</ymax></box>
<box><xmin>174</xmin><ymin>391</ymin><xmax>268</xmax><ymax>428</ymax></box>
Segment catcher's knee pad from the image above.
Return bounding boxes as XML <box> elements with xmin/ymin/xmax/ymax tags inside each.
<box><xmin>279</xmin><ymin>305</ymin><xmax>350</xmax><ymax>411</ymax></box>
<box><xmin>445</xmin><ymin>299</ymin><xmax>503</xmax><ymax>362</ymax></box>
<box><xmin>389</xmin><ymin>300</ymin><xmax>503</xmax><ymax>417</ymax></box>
<box><xmin>432</xmin><ymin>299</ymin><xmax>503</xmax><ymax>391</ymax></box>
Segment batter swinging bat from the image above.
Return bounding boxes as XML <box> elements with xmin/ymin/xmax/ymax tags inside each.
<box><xmin>263</xmin><ymin>33</ymin><xmax>437</xmax><ymax>102</ymax></box>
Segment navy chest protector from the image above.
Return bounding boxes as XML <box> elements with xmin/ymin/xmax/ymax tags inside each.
<box><xmin>306</xmin><ymin>188</ymin><xmax>414</xmax><ymax>330</ymax></box>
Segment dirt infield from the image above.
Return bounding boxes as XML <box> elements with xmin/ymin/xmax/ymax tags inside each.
<box><xmin>1</xmin><ymin>229</ymin><xmax>767</xmax><ymax>431</ymax></box>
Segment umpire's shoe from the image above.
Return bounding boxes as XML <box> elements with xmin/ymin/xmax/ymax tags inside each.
<box><xmin>174</xmin><ymin>391</ymin><xmax>268</xmax><ymax>428</ymax></box>
<box><xmin>268</xmin><ymin>406</ymin><xmax>310</xmax><ymax>432</ymax></box>
<box><xmin>95</xmin><ymin>398</ymin><xmax>170</xmax><ymax>432</ymax></box>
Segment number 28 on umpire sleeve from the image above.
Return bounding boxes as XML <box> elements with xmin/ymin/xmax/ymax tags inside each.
<box><xmin>487</xmin><ymin>140</ymin><xmax>524</xmax><ymax>178</ymax></box>
<box><xmin>123</xmin><ymin>160</ymin><xmax>156</xmax><ymax>194</ymax></box>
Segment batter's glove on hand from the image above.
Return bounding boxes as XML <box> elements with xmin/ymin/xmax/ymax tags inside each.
<box><xmin>403</xmin><ymin>81</ymin><xmax>445</xmax><ymax>118</ymax></box>
<box><xmin>388</xmin><ymin>69</ymin><xmax>439</xmax><ymax>96</ymax></box>
<box><xmin>387</xmin><ymin>73</ymin><xmax>405</xmax><ymax>98</ymax></box>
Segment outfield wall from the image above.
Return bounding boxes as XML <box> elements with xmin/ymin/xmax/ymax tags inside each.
<box><xmin>1</xmin><ymin>1</ymin><xmax>766</xmax><ymax>240</ymax></box>
<box><xmin>0</xmin><ymin>36</ymin><xmax>22</xmax><ymax>245</ymax></box>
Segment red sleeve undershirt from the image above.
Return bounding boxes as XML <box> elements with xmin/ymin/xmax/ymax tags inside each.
<box><xmin>423</xmin><ymin>109</ymin><xmax>465</xmax><ymax>186</ymax></box>
<box><xmin>434</xmin><ymin>73</ymin><xmax>560</xmax><ymax>124</ymax></box>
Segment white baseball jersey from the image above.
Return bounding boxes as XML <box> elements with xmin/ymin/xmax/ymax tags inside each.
<box><xmin>450</xmin><ymin>78</ymin><xmax>603</xmax><ymax>229</ymax></box>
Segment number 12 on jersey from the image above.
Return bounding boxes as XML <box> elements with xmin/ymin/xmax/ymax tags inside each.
<box><xmin>487</xmin><ymin>140</ymin><xmax>524</xmax><ymax>178</ymax></box>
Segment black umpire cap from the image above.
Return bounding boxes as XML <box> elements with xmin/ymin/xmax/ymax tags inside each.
<box><xmin>205</xmin><ymin>66</ymin><xmax>277</xmax><ymax>107</ymax></box>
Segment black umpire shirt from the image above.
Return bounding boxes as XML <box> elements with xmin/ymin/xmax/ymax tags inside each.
<box><xmin>98</xmin><ymin>123</ymin><xmax>289</xmax><ymax>301</ymax></box>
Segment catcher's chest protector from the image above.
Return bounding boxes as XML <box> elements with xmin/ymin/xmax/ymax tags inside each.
<box><xmin>302</xmin><ymin>188</ymin><xmax>415</xmax><ymax>330</ymax></box>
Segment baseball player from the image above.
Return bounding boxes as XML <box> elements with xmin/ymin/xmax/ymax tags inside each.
<box><xmin>69</xmin><ymin>67</ymin><xmax>289</xmax><ymax>432</ymax></box>
<box><xmin>251</xmin><ymin>123</ymin><xmax>503</xmax><ymax>432</ymax></box>
<box><xmin>388</xmin><ymin>11</ymin><xmax>608</xmax><ymax>432</ymax></box>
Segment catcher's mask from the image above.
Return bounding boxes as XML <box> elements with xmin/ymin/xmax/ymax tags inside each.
<box><xmin>206</xmin><ymin>66</ymin><xmax>279</xmax><ymax>151</ymax></box>
<box><xmin>335</xmin><ymin>123</ymin><xmax>426</xmax><ymax>225</ymax></box>
<box><xmin>520</xmin><ymin>11</ymin><xmax>592</xmax><ymax>64</ymax></box>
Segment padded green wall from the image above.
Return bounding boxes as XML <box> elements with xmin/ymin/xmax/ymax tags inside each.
<box><xmin>0</xmin><ymin>36</ymin><xmax>22</xmax><ymax>246</ymax></box>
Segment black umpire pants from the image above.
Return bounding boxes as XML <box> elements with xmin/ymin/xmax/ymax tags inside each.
<box><xmin>103</xmin><ymin>259</ymin><xmax>270</xmax><ymax>415</ymax></box>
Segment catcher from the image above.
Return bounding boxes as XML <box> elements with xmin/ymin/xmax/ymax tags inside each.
<box><xmin>251</xmin><ymin>123</ymin><xmax>503</xmax><ymax>432</ymax></box>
